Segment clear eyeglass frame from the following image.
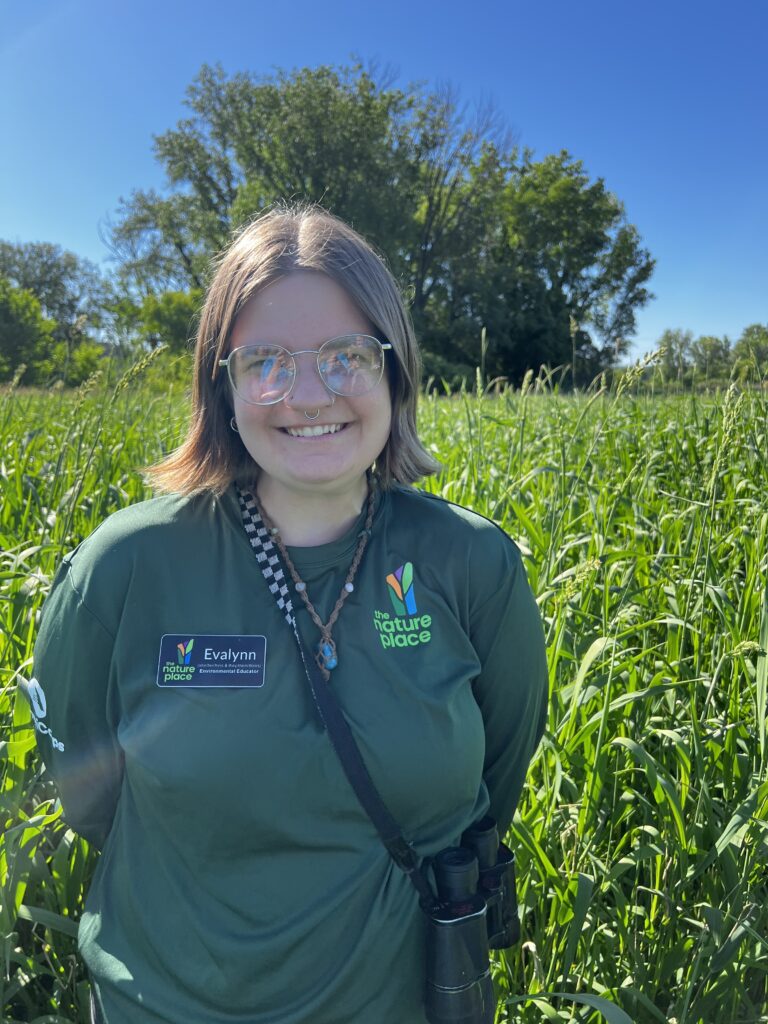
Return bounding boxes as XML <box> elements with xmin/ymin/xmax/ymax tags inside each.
<box><xmin>218</xmin><ymin>334</ymin><xmax>393</xmax><ymax>406</ymax></box>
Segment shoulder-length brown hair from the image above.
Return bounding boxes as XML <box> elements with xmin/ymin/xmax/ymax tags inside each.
<box><xmin>148</xmin><ymin>204</ymin><xmax>438</xmax><ymax>495</ymax></box>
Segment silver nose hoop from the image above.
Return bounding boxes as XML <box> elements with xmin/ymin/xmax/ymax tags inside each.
<box><xmin>304</xmin><ymin>409</ymin><xmax>321</xmax><ymax>420</ymax></box>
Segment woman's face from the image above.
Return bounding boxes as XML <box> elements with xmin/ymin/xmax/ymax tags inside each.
<box><xmin>228</xmin><ymin>271</ymin><xmax>392</xmax><ymax>504</ymax></box>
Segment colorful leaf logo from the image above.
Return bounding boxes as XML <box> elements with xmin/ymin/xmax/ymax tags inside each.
<box><xmin>386</xmin><ymin>563</ymin><xmax>417</xmax><ymax>616</ymax></box>
<box><xmin>176</xmin><ymin>638</ymin><xmax>194</xmax><ymax>665</ymax></box>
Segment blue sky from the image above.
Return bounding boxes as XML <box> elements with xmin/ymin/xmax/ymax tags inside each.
<box><xmin>1</xmin><ymin>0</ymin><xmax>765</xmax><ymax>357</ymax></box>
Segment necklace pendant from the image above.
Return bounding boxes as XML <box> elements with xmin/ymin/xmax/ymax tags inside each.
<box><xmin>317</xmin><ymin>639</ymin><xmax>338</xmax><ymax>671</ymax></box>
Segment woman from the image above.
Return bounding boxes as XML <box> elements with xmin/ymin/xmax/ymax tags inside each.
<box><xmin>29</xmin><ymin>205</ymin><xmax>548</xmax><ymax>1024</ymax></box>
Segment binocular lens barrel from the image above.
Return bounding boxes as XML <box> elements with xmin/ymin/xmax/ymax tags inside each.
<box><xmin>462</xmin><ymin>819</ymin><xmax>520</xmax><ymax>950</ymax></box>
<box><xmin>461</xmin><ymin>816</ymin><xmax>499</xmax><ymax>870</ymax></box>
<box><xmin>424</xmin><ymin>817</ymin><xmax>519</xmax><ymax>1023</ymax></box>
<box><xmin>434</xmin><ymin>847</ymin><xmax>480</xmax><ymax>904</ymax></box>
<box><xmin>425</xmin><ymin>847</ymin><xmax>494</xmax><ymax>1024</ymax></box>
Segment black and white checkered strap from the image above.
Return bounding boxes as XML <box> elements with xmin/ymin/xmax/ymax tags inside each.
<box><xmin>236</xmin><ymin>485</ymin><xmax>295</xmax><ymax>628</ymax></box>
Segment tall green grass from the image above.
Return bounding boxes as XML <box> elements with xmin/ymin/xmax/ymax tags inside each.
<box><xmin>2</xmin><ymin>358</ymin><xmax>766</xmax><ymax>1023</ymax></box>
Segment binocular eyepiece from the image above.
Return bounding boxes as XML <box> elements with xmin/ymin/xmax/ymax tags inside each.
<box><xmin>424</xmin><ymin>816</ymin><xmax>520</xmax><ymax>1024</ymax></box>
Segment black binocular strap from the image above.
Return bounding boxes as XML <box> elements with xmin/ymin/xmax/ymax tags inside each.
<box><xmin>237</xmin><ymin>487</ymin><xmax>436</xmax><ymax>909</ymax></box>
<box><xmin>295</xmin><ymin>640</ymin><xmax>437</xmax><ymax>908</ymax></box>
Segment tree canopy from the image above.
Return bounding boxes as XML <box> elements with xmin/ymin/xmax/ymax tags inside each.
<box><xmin>109</xmin><ymin>62</ymin><xmax>656</xmax><ymax>383</ymax></box>
<box><xmin>0</xmin><ymin>242</ymin><xmax>112</xmax><ymax>383</ymax></box>
<box><xmin>0</xmin><ymin>242</ymin><xmax>110</xmax><ymax>346</ymax></box>
<box><xmin>0</xmin><ymin>277</ymin><xmax>55</xmax><ymax>383</ymax></box>
<box><xmin>9</xmin><ymin>64</ymin><xmax>766</xmax><ymax>392</ymax></box>
<box><xmin>650</xmin><ymin>323</ymin><xmax>768</xmax><ymax>387</ymax></box>
<box><xmin>733</xmin><ymin>323</ymin><xmax>768</xmax><ymax>379</ymax></box>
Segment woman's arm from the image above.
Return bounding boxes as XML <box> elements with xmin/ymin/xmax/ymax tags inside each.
<box><xmin>25</xmin><ymin>558</ymin><xmax>124</xmax><ymax>851</ymax></box>
<box><xmin>469</xmin><ymin>536</ymin><xmax>549</xmax><ymax>835</ymax></box>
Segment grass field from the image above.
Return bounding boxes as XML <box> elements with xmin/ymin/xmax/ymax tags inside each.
<box><xmin>1</xmin><ymin>355</ymin><xmax>767</xmax><ymax>1023</ymax></box>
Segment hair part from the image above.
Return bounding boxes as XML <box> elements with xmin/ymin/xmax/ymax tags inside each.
<box><xmin>147</xmin><ymin>203</ymin><xmax>439</xmax><ymax>495</ymax></box>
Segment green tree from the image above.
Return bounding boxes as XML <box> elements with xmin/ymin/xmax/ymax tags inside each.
<box><xmin>690</xmin><ymin>334</ymin><xmax>732</xmax><ymax>383</ymax></box>
<box><xmin>732</xmin><ymin>323</ymin><xmax>768</xmax><ymax>380</ymax></box>
<box><xmin>0</xmin><ymin>277</ymin><xmax>56</xmax><ymax>383</ymax></box>
<box><xmin>110</xmin><ymin>64</ymin><xmax>421</xmax><ymax>295</ymax></box>
<box><xmin>0</xmin><ymin>241</ymin><xmax>110</xmax><ymax>343</ymax></box>
<box><xmin>64</xmin><ymin>340</ymin><xmax>105</xmax><ymax>384</ymax></box>
<box><xmin>104</xmin><ymin>295</ymin><xmax>143</xmax><ymax>353</ymax></box>
<box><xmin>110</xmin><ymin>62</ymin><xmax>655</xmax><ymax>382</ymax></box>
<box><xmin>0</xmin><ymin>242</ymin><xmax>112</xmax><ymax>382</ymax></box>
<box><xmin>658</xmin><ymin>328</ymin><xmax>694</xmax><ymax>385</ymax></box>
<box><xmin>138</xmin><ymin>289</ymin><xmax>203</xmax><ymax>352</ymax></box>
<box><xmin>108</xmin><ymin>190</ymin><xmax>214</xmax><ymax>296</ymax></box>
<box><xmin>416</xmin><ymin>148</ymin><xmax>655</xmax><ymax>383</ymax></box>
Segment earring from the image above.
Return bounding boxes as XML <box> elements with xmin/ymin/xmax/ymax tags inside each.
<box><xmin>230</xmin><ymin>417</ymin><xmax>239</xmax><ymax>433</ymax></box>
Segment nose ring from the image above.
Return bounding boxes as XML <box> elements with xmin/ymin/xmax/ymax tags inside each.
<box><xmin>304</xmin><ymin>409</ymin><xmax>320</xmax><ymax>421</ymax></box>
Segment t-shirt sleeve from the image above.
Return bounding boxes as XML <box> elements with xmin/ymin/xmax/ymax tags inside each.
<box><xmin>24</xmin><ymin>557</ymin><xmax>124</xmax><ymax>851</ymax></box>
<box><xmin>468</xmin><ymin>531</ymin><xmax>548</xmax><ymax>835</ymax></box>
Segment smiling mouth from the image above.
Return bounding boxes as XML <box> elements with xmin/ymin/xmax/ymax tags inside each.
<box><xmin>282</xmin><ymin>423</ymin><xmax>348</xmax><ymax>438</ymax></box>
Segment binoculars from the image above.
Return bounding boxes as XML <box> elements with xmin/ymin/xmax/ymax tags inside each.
<box><xmin>424</xmin><ymin>816</ymin><xmax>520</xmax><ymax>1024</ymax></box>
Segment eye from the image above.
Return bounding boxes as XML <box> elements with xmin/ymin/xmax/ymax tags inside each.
<box><xmin>239</xmin><ymin>352</ymin><xmax>268</xmax><ymax>374</ymax></box>
<box><xmin>322</xmin><ymin>351</ymin><xmax>352</xmax><ymax>374</ymax></box>
<box><xmin>258</xmin><ymin>355</ymin><xmax>276</xmax><ymax>381</ymax></box>
<box><xmin>241</xmin><ymin>349</ymin><xmax>291</xmax><ymax>379</ymax></box>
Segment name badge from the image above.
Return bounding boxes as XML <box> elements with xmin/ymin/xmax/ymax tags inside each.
<box><xmin>156</xmin><ymin>634</ymin><xmax>266</xmax><ymax>688</ymax></box>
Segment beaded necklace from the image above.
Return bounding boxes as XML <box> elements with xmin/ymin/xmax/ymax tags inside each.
<box><xmin>238</xmin><ymin>479</ymin><xmax>376</xmax><ymax>680</ymax></box>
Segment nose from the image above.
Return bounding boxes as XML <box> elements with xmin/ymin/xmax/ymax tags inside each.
<box><xmin>283</xmin><ymin>351</ymin><xmax>335</xmax><ymax>411</ymax></box>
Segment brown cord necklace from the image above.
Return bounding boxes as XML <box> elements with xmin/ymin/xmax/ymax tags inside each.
<box><xmin>249</xmin><ymin>480</ymin><xmax>376</xmax><ymax>679</ymax></box>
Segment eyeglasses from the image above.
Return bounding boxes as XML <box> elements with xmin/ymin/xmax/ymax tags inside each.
<box><xmin>219</xmin><ymin>334</ymin><xmax>392</xmax><ymax>406</ymax></box>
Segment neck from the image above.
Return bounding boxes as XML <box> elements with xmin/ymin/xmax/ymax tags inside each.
<box><xmin>255</xmin><ymin>476</ymin><xmax>369</xmax><ymax>546</ymax></box>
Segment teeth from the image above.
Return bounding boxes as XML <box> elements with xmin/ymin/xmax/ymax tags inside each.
<box><xmin>285</xmin><ymin>424</ymin><xmax>344</xmax><ymax>437</ymax></box>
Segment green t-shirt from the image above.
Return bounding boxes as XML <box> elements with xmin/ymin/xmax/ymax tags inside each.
<box><xmin>29</xmin><ymin>484</ymin><xmax>548</xmax><ymax>1024</ymax></box>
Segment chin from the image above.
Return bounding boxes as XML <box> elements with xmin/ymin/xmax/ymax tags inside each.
<box><xmin>296</xmin><ymin>469</ymin><xmax>368</xmax><ymax>492</ymax></box>
<box><xmin>269</xmin><ymin>462</ymin><xmax>368</xmax><ymax>493</ymax></box>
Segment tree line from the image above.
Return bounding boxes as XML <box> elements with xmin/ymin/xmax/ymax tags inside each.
<box><xmin>2</xmin><ymin>62</ymin><xmax>759</xmax><ymax>389</ymax></box>
<box><xmin>652</xmin><ymin>326</ymin><xmax>768</xmax><ymax>387</ymax></box>
<box><xmin>0</xmin><ymin>242</ymin><xmax>201</xmax><ymax>386</ymax></box>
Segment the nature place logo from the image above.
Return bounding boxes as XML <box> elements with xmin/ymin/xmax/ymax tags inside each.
<box><xmin>386</xmin><ymin>563</ymin><xmax>417</xmax><ymax>615</ymax></box>
<box><xmin>164</xmin><ymin>637</ymin><xmax>197</xmax><ymax>682</ymax></box>
<box><xmin>373</xmin><ymin>562</ymin><xmax>432</xmax><ymax>650</ymax></box>
<box><xmin>177</xmin><ymin>639</ymin><xmax>194</xmax><ymax>665</ymax></box>
<box><xmin>25</xmin><ymin>678</ymin><xmax>65</xmax><ymax>751</ymax></box>
<box><xmin>27</xmin><ymin>678</ymin><xmax>47</xmax><ymax>719</ymax></box>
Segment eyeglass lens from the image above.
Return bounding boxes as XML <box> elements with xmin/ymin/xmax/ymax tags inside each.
<box><xmin>227</xmin><ymin>335</ymin><xmax>386</xmax><ymax>405</ymax></box>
